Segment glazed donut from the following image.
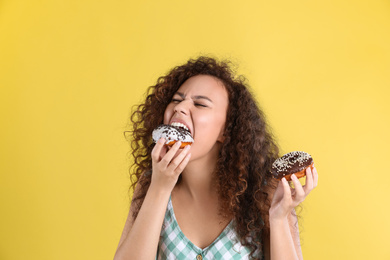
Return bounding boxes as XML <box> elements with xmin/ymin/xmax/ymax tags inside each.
<box><xmin>152</xmin><ymin>124</ymin><xmax>194</xmax><ymax>148</ymax></box>
<box><xmin>271</xmin><ymin>151</ymin><xmax>314</xmax><ymax>181</ymax></box>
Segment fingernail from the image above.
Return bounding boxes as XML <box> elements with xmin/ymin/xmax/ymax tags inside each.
<box><xmin>185</xmin><ymin>145</ymin><xmax>191</xmax><ymax>150</ymax></box>
<box><xmin>291</xmin><ymin>174</ymin><xmax>297</xmax><ymax>180</ymax></box>
<box><xmin>159</xmin><ymin>138</ymin><xmax>165</xmax><ymax>144</ymax></box>
<box><xmin>175</xmin><ymin>141</ymin><xmax>182</xmax><ymax>146</ymax></box>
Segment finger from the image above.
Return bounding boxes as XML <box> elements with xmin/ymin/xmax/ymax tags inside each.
<box><xmin>151</xmin><ymin>138</ymin><xmax>166</xmax><ymax>162</ymax></box>
<box><xmin>271</xmin><ymin>180</ymin><xmax>285</xmax><ymax>204</ymax></box>
<box><xmin>313</xmin><ymin>165</ymin><xmax>318</xmax><ymax>188</ymax></box>
<box><xmin>291</xmin><ymin>174</ymin><xmax>305</xmax><ymax>204</ymax></box>
<box><xmin>167</xmin><ymin>145</ymin><xmax>191</xmax><ymax>171</ymax></box>
<box><xmin>174</xmin><ymin>152</ymin><xmax>192</xmax><ymax>175</ymax></box>
<box><xmin>158</xmin><ymin>145</ymin><xmax>168</xmax><ymax>161</ymax></box>
<box><xmin>281</xmin><ymin>177</ymin><xmax>292</xmax><ymax>203</ymax></box>
<box><xmin>303</xmin><ymin>166</ymin><xmax>314</xmax><ymax>193</ymax></box>
<box><xmin>159</xmin><ymin>141</ymin><xmax>182</xmax><ymax>168</ymax></box>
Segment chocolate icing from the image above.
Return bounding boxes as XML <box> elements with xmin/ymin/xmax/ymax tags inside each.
<box><xmin>271</xmin><ymin>151</ymin><xmax>313</xmax><ymax>179</ymax></box>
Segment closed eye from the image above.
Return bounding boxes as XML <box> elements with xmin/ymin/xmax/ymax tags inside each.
<box><xmin>172</xmin><ymin>98</ymin><xmax>207</xmax><ymax>107</ymax></box>
<box><xmin>171</xmin><ymin>98</ymin><xmax>182</xmax><ymax>103</ymax></box>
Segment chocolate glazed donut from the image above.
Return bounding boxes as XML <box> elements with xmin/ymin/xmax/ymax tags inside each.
<box><xmin>271</xmin><ymin>151</ymin><xmax>314</xmax><ymax>181</ymax></box>
<box><xmin>152</xmin><ymin>124</ymin><xmax>194</xmax><ymax>148</ymax></box>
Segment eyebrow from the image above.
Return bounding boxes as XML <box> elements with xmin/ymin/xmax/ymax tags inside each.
<box><xmin>175</xmin><ymin>92</ymin><xmax>213</xmax><ymax>103</ymax></box>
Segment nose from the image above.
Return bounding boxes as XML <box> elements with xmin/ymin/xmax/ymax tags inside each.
<box><xmin>173</xmin><ymin>100</ymin><xmax>190</xmax><ymax>115</ymax></box>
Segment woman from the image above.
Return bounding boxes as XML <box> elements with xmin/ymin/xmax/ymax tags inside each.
<box><xmin>114</xmin><ymin>56</ymin><xmax>318</xmax><ymax>259</ymax></box>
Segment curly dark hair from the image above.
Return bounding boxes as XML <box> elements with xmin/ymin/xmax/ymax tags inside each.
<box><xmin>124</xmin><ymin>56</ymin><xmax>280</xmax><ymax>258</ymax></box>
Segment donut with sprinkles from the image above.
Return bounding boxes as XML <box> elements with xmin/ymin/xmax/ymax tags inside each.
<box><xmin>271</xmin><ymin>151</ymin><xmax>314</xmax><ymax>181</ymax></box>
<box><xmin>152</xmin><ymin>124</ymin><xmax>194</xmax><ymax>148</ymax></box>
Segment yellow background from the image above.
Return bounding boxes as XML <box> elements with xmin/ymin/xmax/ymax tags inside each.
<box><xmin>1</xmin><ymin>0</ymin><xmax>389</xmax><ymax>259</ymax></box>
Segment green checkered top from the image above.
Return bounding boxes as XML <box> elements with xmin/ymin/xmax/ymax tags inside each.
<box><xmin>156</xmin><ymin>196</ymin><xmax>261</xmax><ymax>259</ymax></box>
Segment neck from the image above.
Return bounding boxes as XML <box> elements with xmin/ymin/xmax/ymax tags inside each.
<box><xmin>176</xmin><ymin>144</ymin><xmax>221</xmax><ymax>200</ymax></box>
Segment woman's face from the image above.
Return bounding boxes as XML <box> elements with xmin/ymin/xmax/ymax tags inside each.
<box><xmin>163</xmin><ymin>75</ymin><xmax>229</xmax><ymax>161</ymax></box>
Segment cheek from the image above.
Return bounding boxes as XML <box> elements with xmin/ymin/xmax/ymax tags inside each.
<box><xmin>196</xmin><ymin>113</ymin><xmax>226</xmax><ymax>136</ymax></box>
<box><xmin>212</xmin><ymin>110</ymin><xmax>226</xmax><ymax>126</ymax></box>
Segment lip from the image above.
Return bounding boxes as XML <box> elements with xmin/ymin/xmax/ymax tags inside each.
<box><xmin>169</xmin><ymin>118</ymin><xmax>193</xmax><ymax>137</ymax></box>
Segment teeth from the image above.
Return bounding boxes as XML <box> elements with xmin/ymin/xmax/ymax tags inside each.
<box><xmin>170</xmin><ymin>122</ymin><xmax>189</xmax><ymax>131</ymax></box>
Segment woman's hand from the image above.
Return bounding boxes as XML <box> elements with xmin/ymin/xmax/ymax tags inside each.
<box><xmin>150</xmin><ymin>138</ymin><xmax>192</xmax><ymax>193</ymax></box>
<box><xmin>269</xmin><ymin>165</ymin><xmax>318</xmax><ymax>220</ymax></box>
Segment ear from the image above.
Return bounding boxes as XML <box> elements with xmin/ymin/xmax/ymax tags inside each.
<box><xmin>217</xmin><ymin>129</ymin><xmax>226</xmax><ymax>143</ymax></box>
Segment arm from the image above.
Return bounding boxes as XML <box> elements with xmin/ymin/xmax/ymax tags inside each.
<box><xmin>262</xmin><ymin>210</ymin><xmax>302</xmax><ymax>260</ymax></box>
<box><xmin>114</xmin><ymin>140</ymin><xmax>191</xmax><ymax>260</ymax></box>
<box><xmin>264</xmin><ymin>165</ymin><xmax>318</xmax><ymax>260</ymax></box>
